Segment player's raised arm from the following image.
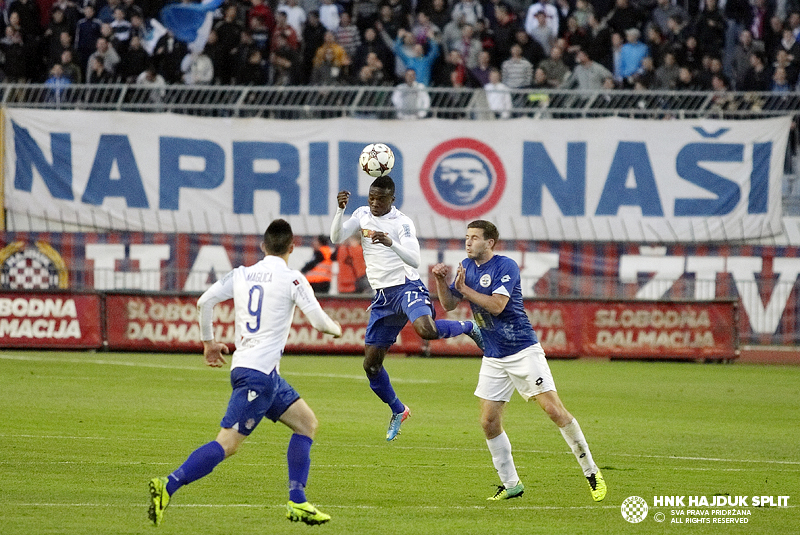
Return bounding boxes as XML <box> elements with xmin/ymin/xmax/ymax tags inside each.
<box><xmin>331</xmin><ymin>190</ymin><xmax>360</xmax><ymax>243</ymax></box>
<box><xmin>432</xmin><ymin>263</ymin><xmax>460</xmax><ymax>311</ymax></box>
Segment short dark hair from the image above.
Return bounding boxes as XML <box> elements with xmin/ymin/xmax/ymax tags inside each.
<box><xmin>467</xmin><ymin>220</ymin><xmax>499</xmax><ymax>244</ymax></box>
<box><xmin>263</xmin><ymin>219</ymin><xmax>294</xmax><ymax>255</ymax></box>
<box><xmin>370</xmin><ymin>175</ymin><xmax>395</xmax><ymax>194</ymax></box>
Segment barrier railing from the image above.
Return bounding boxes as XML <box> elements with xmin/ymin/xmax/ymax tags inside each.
<box><xmin>4</xmin><ymin>83</ymin><xmax>800</xmax><ymax>119</ymax></box>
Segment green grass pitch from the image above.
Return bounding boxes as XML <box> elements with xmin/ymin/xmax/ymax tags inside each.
<box><xmin>1</xmin><ymin>351</ymin><xmax>798</xmax><ymax>534</ymax></box>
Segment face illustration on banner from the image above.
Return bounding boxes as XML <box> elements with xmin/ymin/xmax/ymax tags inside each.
<box><xmin>420</xmin><ymin>138</ymin><xmax>506</xmax><ymax>219</ymax></box>
<box><xmin>434</xmin><ymin>154</ymin><xmax>492</xmax><ymax>205</ymax></box>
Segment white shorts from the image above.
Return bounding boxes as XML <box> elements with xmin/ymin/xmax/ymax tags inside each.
<box><xmin>474</xmin><ymin>343</ymin><xmax>556</xmax><ymax>402</ymax></box>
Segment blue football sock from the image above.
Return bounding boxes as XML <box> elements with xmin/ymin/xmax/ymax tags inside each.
<box><xmin>368</xmin><ymin>367</ymin><xmax>405</xmax><ymax>414</ymax></box>
<box><xmin>435</xmin><ymin>319</ymin><xmax>471</xmax><ymax>338</ymax></box>
<box><xmin>287</xmin><ymin>433</ymin><xmax>313</xmax><ymax>503</ymax></box>
<box><xmin>166</xmin><ymin>440</ymin><xmax>225</xmax><ymax>495</ymax></box>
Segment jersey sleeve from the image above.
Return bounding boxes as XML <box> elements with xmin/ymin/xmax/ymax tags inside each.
<box><xmin>492</xmin><ymin>257</ymin><xmax>519</xmax><ymax>298</ymax></box>
<box><xmin>331</xmin><ymin>207</ymin><xmax>361</xmax><ymax>243</ymax></box>
<box><xmin>197</xmin><ymin>268</ymin><xmax>236</xmax><ymax>341</ymax></box>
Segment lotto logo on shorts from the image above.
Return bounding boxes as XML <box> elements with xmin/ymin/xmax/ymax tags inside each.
<box><xmin>621</xmin><ymin>496</ymin><xmax>648</xmax><ymax>523</ymax></box>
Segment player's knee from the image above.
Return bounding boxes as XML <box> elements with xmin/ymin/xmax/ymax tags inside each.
<box><xmin>544</xmin><ymin>403</ymin><xmax>570</xmax><ymax>426</ymax></box>
<box><xmin>363</xmin><ymin>360</ymin><xmax>382</xmax><ymax>377</ymax></box>
<box><xmin>219</xmin><ymin>439</ymin><xmax>240</xmax><ymax>459</ymax></box>
<box><xmin>414</xmin><ymin>323</ymin><xmax>438</xmax><ymax>340</ymax></box>
<box><xmin>299</xmin><ymin>414</ymin><xmax>319</xmax><ymax>439</ymax></box>
<box><xmin>480</xmin><ymin>414</ymin><xmax>501</xmax><ymax>436</ymax></box>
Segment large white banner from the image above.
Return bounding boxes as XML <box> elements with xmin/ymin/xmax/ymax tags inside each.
<box><xmin>4</xmin><ymin>110</ymin><xmax>791</xmax><ymax>241</ymax></box>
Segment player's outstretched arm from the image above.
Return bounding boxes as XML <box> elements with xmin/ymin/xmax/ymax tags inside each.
<box><xmin>432</xmin><ymin>262</ymin><xmax>460</xmax><ymax>311</ymax></box>
<box><xmin>305</xmin><ymin>307</ymin><xmax>343</xmax><ymax>338</ymax></box>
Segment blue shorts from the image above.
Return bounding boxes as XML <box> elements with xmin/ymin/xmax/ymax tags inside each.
<box><xmin>220</xmin><ymin>367</ymin><xmax>301</xmax><ymax>435</ymax></box>
<box><xmin>365</xmin><ymin>279</ymin><xmax>434</xmax><ymax>348</ymax></box>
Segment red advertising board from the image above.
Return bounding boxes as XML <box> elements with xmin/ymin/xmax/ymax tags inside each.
<box><xmin>103</xmin><ymin>293</ymin><xmax>737</xmax><ymax>359</ymax></box>
<box><xmin>0</xmin><ymin>292</ymin><xmax>102</xmax><ymax>349</ymax></box>
<box><xmin>578</xmin><ymin>301</ymin><xmax>737</xmax><ymax>359</ymax></box>
<box><xmin>427</xmin><ymin>299</ymin><xmax>738</xmax><ymax>359</ymax></box>
<box><xmin>105</xmin><ymin>294</ymin><xmax>232</xmax><ymax>351</ymax></box>
<box><xmin>103</xmin><ymin>294</ymin><xmax>401</xmax><ymax>354</ymax></box>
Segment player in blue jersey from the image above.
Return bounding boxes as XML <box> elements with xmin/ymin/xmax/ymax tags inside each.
<box><xmin>432</xmin><ymin>220</ymin><xmax>607</xmax><ymax>502</ymax></box>
<box><xmin>331</xmin><ymin>176</ymin><xmax>484</xmax><ymax>441</ymax></box>
<box><xmin>148</xmin><ymin>219</ymin><xmax>342</xmax><ymax>527</ymax></box>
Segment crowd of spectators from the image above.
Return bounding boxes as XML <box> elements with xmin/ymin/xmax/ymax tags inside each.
<box><xmin>4</xmin><ymin>0</ymin><xmax>800</xmax><ymax>100</ymax></box>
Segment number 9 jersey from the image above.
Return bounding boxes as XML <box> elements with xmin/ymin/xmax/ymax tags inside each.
<box><xmin>198</xmin><ymin>255</ymin><xmax>340</xmax><ymax>375</ymax></box>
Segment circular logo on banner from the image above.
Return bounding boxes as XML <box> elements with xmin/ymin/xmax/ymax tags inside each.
<box><xmin>621</xmin><ymin>496</ymin><xmax>648</xmax><ymax>523</ymax></box>
<box><xmin>420</xmin><ymin>138</ymin><xmax>505</xmax><ymax>219</ymax></box>
<box><xmin>0</xmin><ymin>241</ymin><xmax>68</xmax><ymax>290</ymax></box>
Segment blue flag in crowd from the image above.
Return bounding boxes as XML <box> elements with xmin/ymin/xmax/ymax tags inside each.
<box><xmin>160</xmin><ymin>0</ymin><xmax>224</xmax><ymax>43</ymax></box>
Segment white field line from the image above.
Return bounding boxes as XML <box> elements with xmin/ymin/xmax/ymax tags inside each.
<box><xmin>1</xmin><ymin>433</ymin><xmax>798</xmax><ymax>467</ymax></box>
<box><xmin>0</xmin><ymin>353</ymin><xmax>436</xmax><ymax>383</ymax></box>
<box><xmin>6</xmin><ymin>502</ymin><xmax>798</xmax><ymax>511</ymax></box>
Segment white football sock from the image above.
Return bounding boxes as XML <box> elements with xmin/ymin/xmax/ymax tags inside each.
<box><xmin>486</xmin><ymin>431</ymin><xmax>520</xmax><ymax>488</ymax></box>
<box><xmin>559</xmin><ymin>418</ymin><xmax>597</xmax><ymax>477</ymax></box>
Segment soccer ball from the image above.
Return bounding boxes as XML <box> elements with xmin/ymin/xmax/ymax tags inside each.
<box><xmin>359</xmin><ymin>143</ymin><xmax>395</xmax><ymax>177</ymax></box>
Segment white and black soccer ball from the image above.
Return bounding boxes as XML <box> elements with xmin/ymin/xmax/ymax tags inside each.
<box><xmin>359</xmin><ymin>143</ymin><xmax>395</xmax><ymax>178</ymax></box>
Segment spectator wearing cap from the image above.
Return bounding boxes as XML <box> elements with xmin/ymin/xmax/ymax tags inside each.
<box><xmin>528</xmin><ymin>11</ymin><xmax>555</xmax><ymax>56</ymax></box>
<box><xmin>618</xmin><ymin>27</ymin><xmax>648</xmax><ymax>86</ymax></box>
